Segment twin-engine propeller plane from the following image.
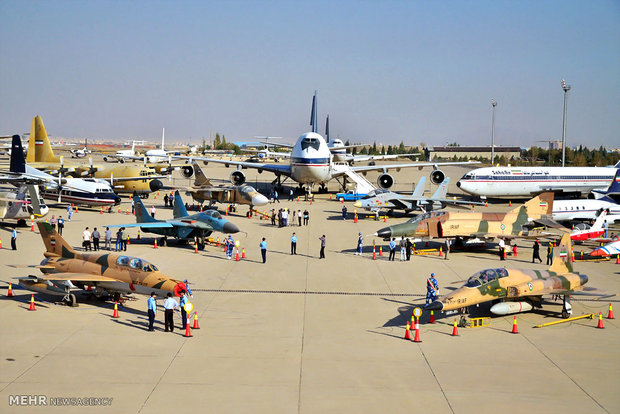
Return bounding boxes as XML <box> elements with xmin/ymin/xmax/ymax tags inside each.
<box><xmin>15</xmin><ymin>222</ymin><xmax>188</xmax><ymax>306</ymax></box>
<box><xmin>425</xmin><ymin>233</ymin><xmax>598</xmax><ymax>319</ymax></box>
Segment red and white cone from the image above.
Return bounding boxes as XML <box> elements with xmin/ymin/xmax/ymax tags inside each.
<box><xmin>235</xmin><ymin>248</ymin><xmax>240</xmax><ymax>261</ymax></box>
<box><xmin>372</xmin><ymin>246</ymin><xmax>376</xmax><ymax>260</ymax></box>
<box><xmin>413</xmin><ymin>327</ymin><xmax>421</xmax><ymax>343</ymax></box>
<box><xmin>184</xmin><ymin>323</ymin><xmax>192</xmax><ymax>337</ymax></box>
<box><xmin>242</xmin><ymin>248</ymin><xmax>246</xmax><ymax>259</ymax></box>
<box><xmin>404</xmin><ymin>321</ymin><xmax>411</xmax><ymax>340</ymax></box>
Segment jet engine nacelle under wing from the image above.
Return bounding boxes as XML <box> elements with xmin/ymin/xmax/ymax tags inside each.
<box><xmin>430</xmin><ymin>169</ymin><xmax>445</xmax><ymax>185</ymax></box>
<box><xmin>230</xmin><ymin>170</ymin><xmax>246</xmax><ymax>186</ymax></box>
<box><xmin>377</xmin><ymin>173</ymin><xmax>394</xmax><ymax>189</ymax></box>
<box><xmin>181</xmin><ymin>165</ymin><xmax>194</xmax><ymax>179</ymax></box>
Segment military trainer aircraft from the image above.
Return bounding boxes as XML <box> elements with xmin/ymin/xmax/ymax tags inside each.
<box><xmin>15</xmin><ymin>222</ymin><xmax>188</xmax><ymax>306</ymax></box>
<box><xmin>375</xmin><ymin>192</ymin><xmax>556</xmax><ymax>240</ymax></box>
<box><xmin>108</xmin><ymin>190</ymin><xmax>240</xmax><ymax>249</ymax></box>
<box><xmin>184</xmin><ymin>161</ymin><xmax>268</xmax><ymax>208</ymax></box>
<box><xmin>425</xmin><ymin>233</ymin><xmax>592</xmax><ymax>319</ymax></box>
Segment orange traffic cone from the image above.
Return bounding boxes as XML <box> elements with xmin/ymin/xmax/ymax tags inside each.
<box><xmin>616</xmin><ymin>254</ymin><xmax>620</xmax><ymax>264</ymax></box>
<box><xmin>451</xmin><ymin>318</ymin><xmax>459</xmax><ymax>336</ymax></box>
<box><xmin>126</xmin><ymin>235</ymin><xmax>130</xmax><ymax>245</ymax></box>
<box><xmin>184</xmin><ymin>323</ymin><xmax>192</xmax><ymax>337</ymax></box>
<box><xmin>413</xmin><ymin>327</ymin><xmax>421</xmax><ymax>343</ymax></box>
<box><xmin>383</xmin><ymin>215</ymin><xmax>387</xmax><ymax>223</ymax></box>
<box><xmin>354</xmin><ymin>213</ymin><xmax>358</xmax><ymax>223</ymax></box>
<box><xmin>429</xmin><ymin>310</ymin><xmax>435</xmax><ymax>324</ymax></box>
<box><xmin>118</xmin><ymin>206</ymin><xmax>121</xmax><ymax>213</ymax></box>
<box><xmin>112</xmin><ymin>302</ymin><xmax>119</xmax><ymax>318</ymax></box>
<box><xmin>235</xmin><ymin>248</ymin><xmax>240</xmax><ymax>261</ymax></box>
<box><xmin>372</xmin><ymin>245</ymin><xmax>376</xmax><ymax>260</ymax></box>
<box><xmin>7</xmin><ymin>283</ymin><xmax>13</xmax><ymax>297</ymax></box>
<box><xmin>137</xmin><ymin>231</ymin><xmax>141</xmax><ymax>240</ymax></box>
<box><xmin>379</xmin><ymin>246</ymin><xmax>383</xmax><ymax>256</ymax></box>
<box><xmin>404</xmin><ymin>321</ymin><xmax>411</xmax><ymax>340</ymax></box>
<box><xmin>511</xmin><ymin>316</ymin><xmax>519</xmax><ymax>334</ymax></box>
<box><xmin>126</xmin><ymin>209</ymin><xmax>129</xmax><ymax>215</ymax></box>
<box><xmin>310</xmin><ymin>200</ymin><xmax>313</xmax><ymax>205</ymax></box>
<box><xmin>607</xmin><ymin>303</ymin><xmax>615</xmax><ymax>319</ymax></box>
<box><xmin>508</xmin><ymin>200</ymin><xmax>512</xmax><ymax>207</ymax></box>
<box><xmin>193</xmin><ymin>312</ymin><xmax>200</xmax><ymax>329</ymax></box>
<box><xmin>75</xmin><ymin>206</ymin><xmax>78</xmax><ymax>213</ymax></box>
<box><xmin>100</xmin><ymin>207</ymin><xmax>103</xmax><ymax>214</ymax></box>
<box><xmin>194</xmin><ymin>243</ymin><xmax>198</xmax><ymax>254</ymax></box>
<box><xmin>154</xmin><ymin>239</ymin><xmax>158</xmax><ymax>249</ymax></box>
<box><xmin>0</xmin><ymin>238</ymin><xmax>2</xmax><ymax>249</ymax></box>
<box><xmin>242</xmin><ymin>248</ymin><xmax>246</xmax><ymax>259</ymax></box>
<box><xmin>225</xmin><ymin>208</ymin><xmax>228</xmax><ymax>216</ymax></box>
<box><xmin>29</xmin><ymin>294</ymin><xmax>36</xmax><ymax>310</ymax></box>
<box><xmin>597</xmin><ymin>312</ymin><xmax>604</xmax><ymax>329</ymax></box>
<box><xmin>31</xmin><ymin>221</ymin><xmax>35</xmax><ymax>232</ymax></box>
<box><xmin>438</xmin><ymin>247</ymin><xmax>443</xmax><ymax>257</ymax></box>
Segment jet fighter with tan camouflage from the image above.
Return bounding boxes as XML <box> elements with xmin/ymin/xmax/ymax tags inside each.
<box><xmin>375</xmin><ymin>192</ymin><xmax>556</xmax><ymax>240</ymax></box>
<box><xmin>15</xmin><ymin>222</ymin><xmax>188</xmax><ymax>306</ymax></box>
<box><xmin>425</xmin><ymin>233</ymin><xmax>589</xmax><ymax>318</ymax></box>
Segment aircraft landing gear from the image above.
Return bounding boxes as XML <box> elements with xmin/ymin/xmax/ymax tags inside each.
<box><xmin>319</xmin><ymin>184</ymin><xmax>327</xmax><ymax>193</ymax></box>
<box><xmin>561</xmin><ymin>295</ymin><xmax>572</xmax><ymax>319</ymax></box>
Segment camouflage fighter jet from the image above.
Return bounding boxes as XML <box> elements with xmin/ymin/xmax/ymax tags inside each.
<box><xmin>425</xmin><ymin>233</ymin><xmax>591</xmax><ymax>319</ymax></box>
<box><xmin>15</xmin><ymin>222</ymin><xmax>188</xmax><ymax>306</ymax></box>
<box><xmin>184</xmin><ymin>161</ymin><xmax>268</xmax><ymax>208</ymax></box>
<box><xmin>374</xmin><ymin>192</ymin><xmax>556</xmax><ymax>240</ymax></box>
<box><xmin>108</xmin><ymin>190</ymin><xmax>239</xmax><ymax>249</ymax></box>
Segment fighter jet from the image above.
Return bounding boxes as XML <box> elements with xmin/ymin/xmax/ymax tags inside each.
<box><xmin>108</xmin><ymin>190</ymin><xmax>239</xmax><ymax>249</ymax></box>
<box><xmin>15</xmin><ymin>222</ymin><xmax>188</xmax><ymax>306</ymax></box>
<box><xmin>353</xmin><ymin>177</ymin><xmax>485</xmax><ymax>213</ymax></box>
<box><xmin>425</xmin><ymin>233</ymin><xmax>590</xmax><ymax>319</ymax></box>
<box><xmin>184</xmin><ymin>161</ymin><xmax>268</xmax><ymax>208</ymax></box>
<box><xmin>375</xmin><ymin>192</ymin><xmax>556</xmax><ymax>240</ymax></box>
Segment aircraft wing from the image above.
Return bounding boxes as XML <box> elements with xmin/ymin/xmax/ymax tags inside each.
<box><xmin>347</xmin><ymin>160</ymin><xmax>480</xmax><ymax>174</ymax></box>
<box><xmin>106</xmin><ymin>222</ymin><xmax>174</xmax><ymax>228</ymax></box>
<box><xmin>172</xmin><ymin>156</ymin><xmax>292</xmax><ymax>176</ymax></box>
<box><xmin>531</xmin><ymin>217</ymin><xmax>570</xmax><ymax>231</ymax></box>
<box><xmin>103</xmin><ymin>175</ymin><xmax>168</xmax><ymax>183</ymax></box>
<box><xmin>167</xmin><ymin>220</ymin><xmax>214</xmax><ymax>231</ymax></box>
<box><xmin>387</xmin><ymin>198</ymin><xmax>413</xmax><ymax>210</ymax></box>
<box><xmin>16</xmin><ymin>273</ymin><xmax>118</xmax><ymax>282</ymax></box>
<box><xmin>429</xmin><ymin>197</ymin><xmax>486</xmax><ymax>207</ymax></box>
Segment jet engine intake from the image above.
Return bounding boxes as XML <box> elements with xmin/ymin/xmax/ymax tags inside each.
<box><xmin>377</xmin><ymin>173</ymin><xmax>394</xmax><ymax>189</ymax></box>
<box><xmin>181</xmin><ymin>165</ymin><xmax>194</xmax><ymax>179</ymax></box>
<box><xmin>230</xmin><ymin>170</ymin><xmax>246</xmax><ymax>186</ymax></box>
<box><xmin>430</xmin><ymin>169</ymin><xmax>445</xmax><ymax>185</ymax></box>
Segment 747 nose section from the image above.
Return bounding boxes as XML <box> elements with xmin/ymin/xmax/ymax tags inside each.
<box><xmin>424</xmin><ymin>301</ymin><xmax>443</xmax><ymax>311</ymax></box>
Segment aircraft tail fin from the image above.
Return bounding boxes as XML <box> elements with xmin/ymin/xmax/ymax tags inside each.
<box><xmin>430</xmin><ymin>177</ymin><xmax>450</xmax><ymax>200</ymax></box>
<box><xmin>310</xmin><ymin>91</ymin><xmax>317</xmax><ymax>133</ymax></box>
<box><xmin>27</xmin><ymin>116</ymin><xmax>60</xmax><ymax>163</ymax></box>
<box><xmin>605</xmin><ymin>169</ymin><xmax>620</xmax><ymax>194</ymax></box>
<box><xmin>27</xmin><ymin>185</ymin><xmax>43</xmax><ymax>216</ymax></box>
<box><xmin>161</xmin><ymin>128</ymin><xmax>165</xmax><ymax>150</ymax></box>
<box><xmin>192</xmin><ymin>161</ymin><xmax>211</xmax><ymax>187</ymax></box>
<box><xmin>133</xmin><ymin>195</ymin><xmax>156</xmax><ymax>223</ymax></box>
<box><xmin>516</xmin><ymin>192</ymin><xmax>554</xmax><ymax>217</ymax></box>
<box><xmin>590</xmin><ymin>209</ymin><xmax>609</xmax><ymax>231</ymax></box>
<box><xmin>410</xmin><ymin>176</ymin><xmax>426</xmax><ymax>197</ymax></box>
<box><xmin>325</xmin><ymin>115</ymin><xmax>330</xmax><ymax>143</ymax></box>
<box><xmin>173</xmin><ymin>190</ymin><xmax>188</xmax><ymax>218</ymax></box>
<box><xmin>549</xmin><ymin>233</ymin><xmax>574</xmax><ymax>274</ymax></box>
<box><xmin>37</xmin><ymin>222</ymin><xmax>76</xmax><ymax>258</ymax></box>
<box><xmin>10</xmin><ymin>135</ymin><xmax>26</xmax><ymax>173</ymax></box>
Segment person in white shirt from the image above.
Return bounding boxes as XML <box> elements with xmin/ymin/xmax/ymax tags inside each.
<box><xmin>150</xmin><ymin>205</ymin><xmax>156</xmax><ymax>218</ymax></box>
<box><xmin>163</xmin><ymin>293</ymin><xmax>179</xmax><ymax>332</ymax></box>
<box><xmin>82</xmin><ymin>227</ymin><xmax>92</xmax><ymax>251</ymax></box>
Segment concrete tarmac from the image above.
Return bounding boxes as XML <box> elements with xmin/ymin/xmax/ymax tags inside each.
<box><xmin>0</xmin><ymin>164</ymin><xmax>618</xmax><ymax>413</ymax></box>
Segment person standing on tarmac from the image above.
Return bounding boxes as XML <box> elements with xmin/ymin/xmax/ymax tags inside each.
<box><xmin>179</xmin><ymin>291</ymin><xmax>188</xmax><ymax>330</ymax></box>
<box><xmin>444</xmin><ymin>238</ymin><xmax>451</xmax><ymax>260</ymax></box>
<box><xmin>532</xmin><ymin>239</ymin><xmax>542</xmax><ymax>263</ymax></box>
<box><xmin>225</xmin><ymin>235</ymin><xmax>235</xmax><ymax>259</ymax></box>
<box><xmin>426</xmin><ymin>273</ymin><xmax>439</xmax><ymax>305</ymax></box>
<box><xmin>104</xmin><ymin>227</ymin><xmax>112</xmax><ymax>250</ymax></box>
<box><xmin>546</xmin><ymin>242</ymin><xmax>553</xmax><ymax>265</ymax></box>
<box><xmin>57</xmin><ymin>216</ymin><xmax>64</xmax><ymax>235</ymax></box>
<box><xmin>406</xmin><ymin>238</ymin><xmax>413</xmax><ymax>261</ymax></box>
<box><xmin>147</xmin><ymin>292</ymin><xmax>157</xmax><ymax>331</ymax></box>
<box><xmin>318</xmin><ymin>235</ymin><xmax>326</xmax><ymax>259</ymax></box>
<box><xmin>92</xmin><ymin>227</ymin><xmax>101</xmax><ymax>251</ymax></box>
<box><xmin>388</xmin><ymin>238</ymin><xmax>396</xmax><ymax>261</ymax></box>
<box><xmin>11</xmin><ymin>226</ymin><xmax>17</xmax><ymax>250</ymax></box>
<box><xmin>399</xmin><ymin>237</ymin><xmax>407</xmax><ymax>261</ymax></box>
<box><xmin>163</xmin><ymin>293</ymin><xmax>179</xmax><ymax>333</ymax></box>
<box><xmin>297</xmin><ymin>210</ymin><xmax>302</xmax><ymax>226</ymax></box>
<box><xmin>356</xmin><ymin>232</ymin><xmax>363</xmax><ymax>255</ymax></box>
<box><xmin>303</xmin><ymin>210</ymin><xmax>309</xmax><ymax>226</ymax></box>
<box><xmin>291</xmin><ymin>233</ymin><xmax>297</xmax><ymax>255</ymax></box>
<box><xmin>342</xmin><ymin>205</ymin><xmax>348</xmax><ymax>220</ymax></box>
<box><xmin>260</xmin><ymin>237</ymin><xmax>267</xmax><ymax>263</ymax></box>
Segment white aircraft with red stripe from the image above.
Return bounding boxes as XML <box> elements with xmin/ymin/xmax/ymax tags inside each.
<box><xmin>570</xmin><ymin>210</ymin><xmax>608</xmax><ymax>241</ymax></box>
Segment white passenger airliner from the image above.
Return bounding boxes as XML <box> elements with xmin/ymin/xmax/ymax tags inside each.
<box><xmin>176</xmin><ymin>92</ymin><xmax>478</xmax><ymax>193</ymax></box>
<box><xmin>457</xmin><ymin>165</ymin><xmax>619</xmax><ymax>198</ymax></box>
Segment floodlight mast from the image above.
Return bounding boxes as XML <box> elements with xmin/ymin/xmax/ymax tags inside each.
<box><xmin>561</xmin><ymin>79</ymin><xmax>571</xmax><ymax>167</ymax></box>
<box><xmin>491</xmin><ymin>99</ymin><xmax>497</xmax><ymax>165</ymax></box>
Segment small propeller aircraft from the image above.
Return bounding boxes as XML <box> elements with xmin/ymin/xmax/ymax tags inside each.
<box><xmin>15</xmin><ymin>222</ymin><xmax>188</xmax><ymax>306</ymax></box>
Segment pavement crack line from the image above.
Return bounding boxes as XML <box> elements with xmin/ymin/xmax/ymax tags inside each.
<box><xmin>297</xmin><ymin>227</ymin><xmax>310</xmax><ymax>414</ymax></box>
<box><xmin>417</xmin><ymin>345</ymin><xmax>455</xmax><ymax>414</ymax></box>
<box><xmin>518</xmin><ymin>327</ymin><xmax>609</xmax><ymax>413</ymax></box>
<box><xmin>138</xmin><ymin>261</ymin><xmax>236</xmax><ymax>413</ymax></box>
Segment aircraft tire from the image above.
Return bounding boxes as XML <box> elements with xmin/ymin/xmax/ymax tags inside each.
<box><xmin>561</xmin><ymin>309</ymin><xmax>569</xmax><ymax>319</ymax></box>
<box><xmin>198</xmin><ymin>242</ymin><xmax>205</xmax><ymax>250</ymax></box>
<box><xmin>66</xmin><ymin>294</ymin><xmax>78</xmax><ymax>307</ymax></box>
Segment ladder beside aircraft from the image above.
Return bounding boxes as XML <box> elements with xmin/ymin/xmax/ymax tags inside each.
<box><xmin>331</xmin><ymin>163</ymin><xmax>376</xmax><ymax>194</ymax></box>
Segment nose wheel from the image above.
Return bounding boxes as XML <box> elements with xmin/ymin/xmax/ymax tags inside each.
<box><xmin>561</xmin><ymin>295</ymin><xmax>572</xmax><ymax>319</ymax></box>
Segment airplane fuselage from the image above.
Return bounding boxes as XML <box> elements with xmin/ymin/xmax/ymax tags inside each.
<box><xmin>289</xmin><ymin>132</ymin><xmax>332</xmax><ymax>186</ymax></box>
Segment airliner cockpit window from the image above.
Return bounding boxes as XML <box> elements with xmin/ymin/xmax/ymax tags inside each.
<box><xmin>301</xmin><ymin>138</ymin><xmax>320</xmax><ymax>151</ymax></box>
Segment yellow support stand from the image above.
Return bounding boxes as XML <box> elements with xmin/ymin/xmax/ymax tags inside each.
<box><xmin>470</xmin><ymin>317</ymin><xmax>491</xmax><ymax>328</ymax></box>
<box><xmin>534</xmin><ymin>313</ymin><xmax>595</xmax><ymax>328</ymax></box>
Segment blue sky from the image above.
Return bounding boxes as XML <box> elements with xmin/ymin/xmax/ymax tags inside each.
<box><xmin>1</xmin><ymin>1</ymin><xmax>618</xmax><ymax>148</ymax></box>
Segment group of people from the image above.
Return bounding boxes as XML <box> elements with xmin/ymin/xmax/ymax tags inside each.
<box><xmin>162</xmin><ymin>193</ymin><xmax>175</xmax><ymax>208</ymax></box>
<box><xmin>80</xmin><ymin>226</ymin><xmax>127</xmax><ymax>251</ymax></box>
<box><xmin>271</xmin><ymin>208</ymin><xmax>309</xmax><ymax>227</ymax></box>
<box><xmin>387</xmin><ymin>237</ymin><xmax>414</xmax><ymax>261</ymax></box>
<box><xmin>147</xmin><ymin>286</ymin><xmax>193</xmax><ymax>332</ymax></box>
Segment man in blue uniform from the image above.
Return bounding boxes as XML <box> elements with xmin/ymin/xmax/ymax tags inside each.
<box><xmin>426</xmin><ymin>273</ymin><xmax>439</xmax><ymax>305</ymax></box>
<box><xmin>11</xmin><ymin>227</ymin><xmax>17</xmax><ymax>250</ymax></box>
<box><xmin>147</xmin><ymin>292</ymin><xmax>157</xmax><ymax>331</ymax></box>
<box><xmin>260</xmin><ymin>237</ymin><xmax>267</xmax><ymax>263</ymax></box>
<box><xmin>291</xmin><ymin>233</ymin><xmax>297</xmax><ymax>255</ymax></box>
<box><xmin>225</xmin><ymin>235</ymin><xmax>235</xmax><ymax>260</ymax></box>
<box><xmin>179</xmin><ymin>291</ymin><xmax>188</xmax><ymax>330</ymax></box>
<box><xmin>356</xmin><ymin>232</ymin><xmax>363</xmax><ymax>255</ymax></box>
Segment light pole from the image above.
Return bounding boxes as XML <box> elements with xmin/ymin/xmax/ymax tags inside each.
<box><xmin>561</xmin><ymin>79</ymin><xmax>571</xmax><ymax>167</ymax></box>
<box><xmin>491</xmin><ymin>99</ymin><xmax>497</xmax><ymax>165</ymax></box>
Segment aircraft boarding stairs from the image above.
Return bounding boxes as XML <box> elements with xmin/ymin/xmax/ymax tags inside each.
<box><xmin>331</xmin><ymin>162</ymin><xmax>376</xmax><ymax>194</ymax></box>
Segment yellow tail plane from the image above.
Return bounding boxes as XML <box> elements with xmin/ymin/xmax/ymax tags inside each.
<box><xmin>509</xmin><ymin>192</ymin><xmax>554</xmax><ymax>218</ymax></box>
<box><xmin>27</xmin><ymin>116</ymin><xmax>60</xmax><ymax>163</ymax></box>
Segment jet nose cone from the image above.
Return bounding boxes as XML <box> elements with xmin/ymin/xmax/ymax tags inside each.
<box><xmin>456</xmin><ymin>181</ymin><xmax>461</xmax><ymax>188</ymax></box>
<box><xmin>425</xmin><ymin>301</ymin><xmax>443</xmax><ymax>311</ymax></box>
<box><xmin>252</xmin><ymin>194</ymin><xmax>269</xmax><ymax>206</ymax></box>
<box><xmin>353</xmin><ymin>201</ymin><xmax>362</xmax><ymax>208</ymax></box>
<box><xmin>149</xmin><ymin>179</ymin><xmax>163</xmax><ymax>192</ymax></box>
<box><xmin>113</xmin><ymin>196</ymin><xmax>122</xmax><ymax>205</ymax></box>
<box><xmin>222</xmin><ymin>221</ymin><xmax>239</xmax><ymax>234</ymax></box>
<box><xmin>375</xmin><ymin>227</ymin><xmax>392</xmax><ymax>239</ymax></box>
